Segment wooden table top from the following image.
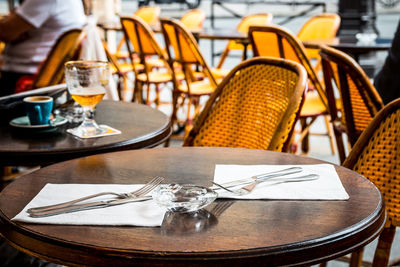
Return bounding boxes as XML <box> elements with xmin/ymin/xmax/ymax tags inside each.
<box><xmin>303</xmin><ymin>37</ymin><xmax>392</xmax><ymax>54</ymax></box>
<box><xmin>0</xmin><ymin>147</ymin><xmax>385</xmax><ymax>266</ymax></box>
<box><xmin>0</xmin><ymin>100</ymin><xmax>171</xmax><ymax>166</ymax></box>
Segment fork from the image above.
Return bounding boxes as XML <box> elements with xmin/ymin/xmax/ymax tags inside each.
<box><xmin>27</xmin><ymin>176</ymin><xmax>164</xmax><ymax>214</ymax></box>
<box><xmin>213</xmin><ymin>174</ymin><xmax>319</xmax><ymax>196</ymax></box>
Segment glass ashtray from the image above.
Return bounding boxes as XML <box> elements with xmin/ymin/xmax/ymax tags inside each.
<box><xmin>153</xmin><ymin>184</ymin><xmax>217</xmax><ymax>213</ymax></box>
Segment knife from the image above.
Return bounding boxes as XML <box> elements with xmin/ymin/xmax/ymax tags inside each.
<box><xmin>27</xmin><ymin>196</ymin><xmax>152</xmax><ymax>218</ymax></box>
<box><xmin>210</xmin><ymin>166</ymin><xmax>303</xmax><ymax>190</ymax></box>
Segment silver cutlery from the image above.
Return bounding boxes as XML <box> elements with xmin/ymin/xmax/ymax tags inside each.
<box><xmin>28</xmin><ymin>196</ymin><xmax>153</xmax><ymax>218</ymax></box>
<box><xmin>209</xmin><ymin>166</ymin><xmax>303</xmax><ymax>191</ymax></box>
<box><xmin>27</xmin><ymin>176</ymin><xmax>164</xmax><ymax>214</ymax></box>
<box><xmin>212</xmin><ymin>174</ymin><xmax>320</xmax><ymax>196</ymax></box>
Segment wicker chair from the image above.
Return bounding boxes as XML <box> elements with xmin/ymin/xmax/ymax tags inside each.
<box><xmin>249</xmin><ymin>24</ymin><xmax>335</xmax><ymax>154</ymax></box>
<box><xmin>320</xmin><ymin>45</ymin><xmax>384</xmax><ymax>164</ymax></box>
<box><xmin>160</xmin><ymin>17</ymin><xmax>219</xmax><ymax>135</ymax></box>
<box><xmin>15</xmin><ymin>29</ymin><xmax>85</xmax><ymax>93</ymax></box>
<box><xmin>120</xmin><ymin>15</ymin><xmax>173</xmax><ymax>105</ymax></box>
<box><xmin>183</xmin><ymin>57</ymin><xmax>307</xmax><ymax>152</ymax></box>
<box><xmin>103</xmin><ymin>41</ymin><xmax>143</xmax><ymax>101</ymax></box>
<box><xmin>341</xmin><ymin>98</ymin><xmax>400</xmax><ymax>267</ymax></box>
<box><xmin>115</xmin><ymin>6</ymin><xmax>161</xmax><ymax>60</ymax></box>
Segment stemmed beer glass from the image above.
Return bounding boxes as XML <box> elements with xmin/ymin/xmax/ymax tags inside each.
<box><xmin>65</xmin><ymin>61</ymin><xmax>110</xmax><ymax>137</ymax></box>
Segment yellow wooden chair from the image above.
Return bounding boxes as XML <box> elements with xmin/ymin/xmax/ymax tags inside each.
<box><xmin>160</xmin><ymin>17</ymin><xmax>219</xmax><ymax>135</ymax></box>
<box><xmin>103</xmin><ymin>41</ymin><xmax>144</xmax><ymax>101</ymax></box>
<box><xmin>298</xmin><ymin>13</ymin><xmax>341</xmax><ymax>73</ymax></box>
<box><xmin>217</xmin><ymin>13</ymin><xmax>273</xmax><ymax>69</ymax></box>
<box><xmin>184</xmin><ymin>57</ymin><xmax>307</xmax><ymax>152</ymax></box>
<box><xmin>115</xmin><ymin>5</ymin><xmax>161</xmax><ymax>60</ymax></box>
<box><xmin>120</xmin><ymin>15</ymin><xmax>173</xmax><ymax>106</ymax></box>
<box><xmin>249</xmin><ymin>24</ymin><xmax>335</xmax><ymax>154</ymax></box>
<box><xmin>341</xmin><ymin>98</ymin><xmax>400</xmax><ymax>267</ymax></box>
<box><xmin>319</xmin><ymin>45</ymin><xmax>384</xmax><ymax>164</ymax></box>
<box><xmin>180</xmin><ymin>9</ymin><xmax>206</xmax><ymax>31</ymax></box>
<box><xmin>15</xmin><ymin>29</ymin><xmax>86</xmax><ymax>93</ymax></box>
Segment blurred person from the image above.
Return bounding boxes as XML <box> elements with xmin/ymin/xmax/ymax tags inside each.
<box><xmin>374</xmin><ymin>18</ymin><xmax>400</xmax><ymax>104</ymax></box>
<box><xmin>0</xmin><ymin>0</ymin><xmax>86</xmax><ymax>97</ymax></box>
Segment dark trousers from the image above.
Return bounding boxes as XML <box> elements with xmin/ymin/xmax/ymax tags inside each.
<box><xmin>0</xmin><ymin>71</ymin><xmax>32</xmax><ymax>97</ymax></box>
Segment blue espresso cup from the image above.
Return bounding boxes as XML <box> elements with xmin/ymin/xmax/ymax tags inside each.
<box><xmin>23</xmin><ymin>96</ymin><xmax>53</xmax><ymax>125</ymax></box>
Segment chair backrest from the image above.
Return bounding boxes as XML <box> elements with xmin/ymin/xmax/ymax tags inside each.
<box><xmin>342</xmin><ymin>98</ymin><xmax>400</xmax><ymax>266</ymax></box>
<box><xmin>298</xmin><ymin>13</ymin><xmax>341</xmax><ymax>66</ymax></box>
<box><xmin>216</xmin><ymin>13</ymin><xmax>272</xmax><ymax>68</ymax></box>
<box><xmin>160</xmin><ymin>17</ymin><xmax>217</xmax><ymax>89</ymax></box>
<box><xmin>32</xmin><ymin>29</ymin><xmax>85</xmax><ymax>89</ymax></box>
<box><xmin>115</xmin><ymin>6</ymin><xmax>161</xmax><ymax>54</ymax></box>
<box><xmin>183</xmin><ymin>57</ymin><xmax>307</xmax><ymax>152</ymax></box>
<box><xmin>180</xmin><ymin>9</ymin><xmax>206</xmax><ymax>31</ymax></box>
<box><xmin>298</xmin><ymin>13</ymin><xmax>341</xmax><ymax>42</ymax></box>
<box><xmin>135</xmin><ymin>5</ymin><xmax>161</xmax><ymax>27</ymax></box>
<box><xmin>320</xmin><ymin>45</ymin><xmax>384</xmax><ymax>148</ymax></box>
<box><xmin>249</xmin><ymin>24</ymin><xmax>327</xmax><ymax>109</ymax></box>
<box><xmin>230</xmin><ymin>13</ymin><xmax>274</xmax><ymax>51</ymax></box>
<box><xmin>120</xmin><ymin>15</ymin><xmax>170</xmax><ymax>74</ymax></box>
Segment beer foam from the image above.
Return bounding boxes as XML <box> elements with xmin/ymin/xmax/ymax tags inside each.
<box><xmin>71</xmin><ymin>87</ymin><xmax>106</xmax><ymax>95</ymax></box>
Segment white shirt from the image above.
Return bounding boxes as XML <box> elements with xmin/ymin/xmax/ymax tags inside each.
<box><xmin>1</xmin><ymin>0</ymin><xmax>86</xmax><ymax>74</ymax></box>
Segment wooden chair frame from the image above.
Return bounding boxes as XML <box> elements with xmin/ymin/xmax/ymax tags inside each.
<box><xmin>320</xmin><ymin>45</ymin><xmax>384</xmax><ymax>163</ymax></box>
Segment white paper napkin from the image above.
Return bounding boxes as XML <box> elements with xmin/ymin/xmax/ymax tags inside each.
<box><xmin>214</xmin><ymin>164</ymin><xmax>349</xmax><ymax>200</ymax></box>
<box><xmin>12</xmin><ymin>184</ymin><xmax>166</xmax><ymax>226</ymax></box>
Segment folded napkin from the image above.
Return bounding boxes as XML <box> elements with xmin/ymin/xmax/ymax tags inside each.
<box><xmin>214</xmin><ymin>164</ymin><xmax>349</xmax><ymax>200</ymax></box>
<box><xmin>66</xmin><ymin>125</ymin><xmax>121</xmax><ymax>138</ymax></box>
<box><xmin>12</xmin><ymin>184</ymin><xmax>165</xmax><ymax>226</ymax></box>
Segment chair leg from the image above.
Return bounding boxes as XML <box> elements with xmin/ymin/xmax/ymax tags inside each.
<box><xmin>350</xmin><ymin>247</ymin><xmax>364</xmax><ymax>267</ymax></box>
<box><xmin>155</xmin><ymin>83</ymin><xmax>161</xmax><ymax>107</ymax></box>
<box><xmin>170</xmin><ymin>90</ymin><xmax>180</xmax><ymax>131</ymax></box>
<box><xmin>300</xmin><ymin>118</ymin><xmax>310</xmax><ymax>154</ymax></box>
<box><xmin>323</xmin><ymin>115</ymin><xmax>336</xmax><ymax>155</ymax></box>
<box><xmin>133</xmin><ymin>80</ymin><xmax>144</xmax><ymax>104</ymax></box>
<box><xmin>372</xmin><ymin>225</ymin><xmax>396</xmax><ymax>267</ymax></box>
<box><xmin>332</xmin><ymin>123</ymin><xmax>347</xmax><ymax>164</ymax></box>
<box><xmin>146</xmin><ymin>82</ymin><xmax>151</xmax><ymax>105</ymax></box>
<box><xmin>216</xmin><ymin>46</ymin><xmax>230</xmax><ymax>69</ymax></box>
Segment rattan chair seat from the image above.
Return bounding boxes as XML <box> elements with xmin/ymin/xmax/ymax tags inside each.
<box><xmin>136</xmin><ymin>71</ymin><xmax>174</xmax><ymax>83</ymax></box>
<box><xmin>177</xmin><ymin>80</ymin><xmax>216</xmax><ymax>95</ymax></box>
<box><xmin>211</xmin><ymin>67</ymin><xmax>230</xmax><ymax>79</ymax></box>
<box><xmin>301</xmin><ymin>92</ymin><xmax>341</xmax><ymax>117</ymax></box>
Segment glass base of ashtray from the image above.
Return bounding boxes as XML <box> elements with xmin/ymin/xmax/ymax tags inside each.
<box><xmin>153</xmin><ymin>184</ymin><xmax>217</xmax><ymax>213</ymax></box>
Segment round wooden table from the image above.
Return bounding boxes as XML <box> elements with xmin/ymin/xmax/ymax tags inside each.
<box><xmin>0</xmin><ymin>147</ymin><xmax>385</xmax><ymax>266</ymax></box>
<box><xmin>0</xmin><ymin>100</ymin><xmax>171</xmax><ymax>166</ymax></box>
